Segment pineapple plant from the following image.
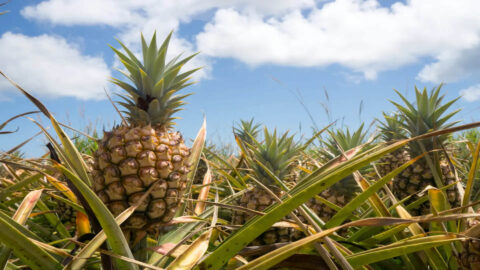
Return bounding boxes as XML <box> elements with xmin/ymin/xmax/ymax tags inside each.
<box><xmin>90</xmin><ymin>32</ymin><xmax>200</xmax><ymax>244</ymax></box>
<box><xmin>306</xmin><ymin>125</ymin><xmax>367</xmax><ymax>222</ymax></box>
<box><xmin>390</xmin><ymin>85</ymin><xmax>461</xmax><ymax>215</ymax></box>
<box><xmin>232</xmin><ymin>118</ymin><xmax>262</xmax><ymax>172</ymax></box>
<box><xmin>233</xmin><ymin>118</ymin><xmax>262</xmax><ymax>145</ymax></box>
<box><xmin>232</xmin><ymin>127</ymin><xmax>303</xmax><ymax>245</ymax></box>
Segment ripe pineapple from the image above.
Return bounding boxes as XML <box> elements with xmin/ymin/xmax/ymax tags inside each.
<box><xmin>375</xmin><ymin>112</ymin><xmax>410</xmax><ymax>177</ymax></box>
<box><xmin>232</xmin><ymin>127</ymin><xmax>303</xmax><ymax>245</ymax></box>
<box><xmin>91</xmin><ymin>32</ymin><xmax>200</xmax><ymax>243</ymax></box>
<box><xmin>306</xmin><ymin>125</ymin><xmax>367</xmax><ymax>222</ymax></box>
<box><xmin>390</xmin><ymin>85</ymin><xmax>461</xmax><ymax>215</ymax></box>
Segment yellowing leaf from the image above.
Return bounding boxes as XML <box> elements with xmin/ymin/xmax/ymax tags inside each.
<box><xmin>166</xmin><ymin>229</ymin><xmax>212</xmax><ymax>270</ymax></box>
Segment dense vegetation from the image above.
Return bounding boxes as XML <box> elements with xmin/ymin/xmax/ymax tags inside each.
<box><xmin>2</xmin><ymin>30</ymin><xmax>480</xmax><ymax>270</ymax></box>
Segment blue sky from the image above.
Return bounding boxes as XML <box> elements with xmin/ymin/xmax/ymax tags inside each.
<box><xmin>1</xmin><ymin>0</ymin><xmax>480</xmax><ymax>157</ymax></box>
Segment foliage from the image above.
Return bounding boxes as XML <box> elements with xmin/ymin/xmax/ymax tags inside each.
<box><xmin>2</xmin><ymin>38</ymin><xmax>480</xmax><ymax>270</ymax></box>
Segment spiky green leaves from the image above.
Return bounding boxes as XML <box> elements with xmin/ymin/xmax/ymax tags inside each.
<box><xmin>233</xmin><ymin>119</ymin><xmax>261</xmax><ymax>145</ymax></box>
<box><xmin>390</xmin><ymin>84</ymin><xmax>461</xmax><ymax>154</ymax></box>
<box><xmin>377</xmin><ymin>112</ymin><xmax>405</xmax><ymax>142</ymax></box>
<box><xmin>316</xmin><ymin>124</ymin><xmax>369</xmax><ymax>162</ymax></box>
<box><xmin>241</xmin><ymin>128</ymin><xmax>303</xmax><ymax>187</ymax></box>
<box><xmin>111</xmin><ymin>31</ymin><xmax>201</xmax><ymax>127</ymax></box>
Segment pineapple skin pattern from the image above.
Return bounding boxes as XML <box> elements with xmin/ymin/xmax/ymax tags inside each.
<box><xmin>92</xmin><ymin>126</ymin><xmax>190</xmax><ymax>238</ymax></box>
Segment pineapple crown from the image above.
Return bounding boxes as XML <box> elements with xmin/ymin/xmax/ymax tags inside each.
<box><xmin>233</xmin><ymin>118</ymin><xmax>262</xmax><ymax>145</ymax></box>
<box><xmin>316</xmin><ymin>123</ymin><xmax>369</xmax><ymax>162</ymax></box>
<box><xmin>243</xmin><ymin>128</ymin><xmax>303</xmax><ymax>187</ymax></box>
<box><xmin>390</xmin><ymin>84</ymin><xmax>461</xmax><ymax>154</ymax></box>
<box><xmin>377</xmin><ymin>112</ymin><xmax>405</xmax><ymax>142</ymax></box>
<box><xmin>111</xmin><ymin>31</ymin><xmax>200</xmax><ymax>128</ymax></box>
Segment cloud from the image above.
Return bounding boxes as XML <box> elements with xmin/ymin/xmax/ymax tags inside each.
<box><xmin>460</xmin><ymin>84</ymin><xmax>480</xmax><ymax>102</ymax></box>
<box><xmin>0</xmin><ymin>32</ymin><xmax>111</xmax><ymax>100</ymax></box>
<box><xmin>22</xmin><ymin>0</ymin><xmax>315</xmax><ymax>81</ymax></box>
<box><xmin>417</xmin><ymin>46</ymin><xmax>480</xmax><ymax>83</ymax></box>
<box><xmin>21</xmin><ymin>0</ymin><xmax>480</xmax><ymax>81</ymax></box>
<box><xmin>21</xmin><ymin>0</ymin><xmax>314</xmax><ymax>27</ymax></box>
<box><xmin>197</xmin><ymin>0</ymin><xmax>480</xmax><ymax>79</ymax></box>
<box><xmin>21</xmin><ymin>0</ymin><xmax>143</xmax><ymax>26</ymax></box>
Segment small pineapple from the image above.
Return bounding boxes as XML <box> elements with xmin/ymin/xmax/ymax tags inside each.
<box><xmin>57</xmin><ymin>200</ymin><xmax>77</xmax><ymax>226</ymax></box>
<box><xmin>390</xmin><ymin>85</ymin><xmax>461</xmax><ymax>215</ymax></box>
<box><xmin>306</xmin><ymin>125</ymin><xmax>367</xmax><ymax>222</ymax></box>
<box><xmin>91</xmin><ymin>32</ymin><xmax>200</xmax><ymax>243</ymax></box>
<box><xmin>232</xmin><ymin>127</ymin><xmax>303</xmax><ymax>245</ymax></box>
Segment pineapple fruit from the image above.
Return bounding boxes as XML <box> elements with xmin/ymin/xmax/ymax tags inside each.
<box><xmin>305</xmin><ymin>125</ymin><xmax>367</xmax><ymax>222</ymax></box>
<box><xmin>56</xmin><ymin>200</ymin><xmax>76</xmax><ymax>226</ymax></box>
<box><xmin>388</xmin><ymin>85</ymin><xmax>461</xmax><ymax>216</ymax></box>
<box><xmin>375</xmin><ymin>112</ymin><xmax>410</xmax><ymax>177</ymax></box>
<box><xmin>232</xmin><ymin>127</ymin><xmax>303</xmax><ymax>245</ymax></box>
<box><xmin>459</xmin><ymin>217</ymin><xmax>480</xmax><ymax>269</ymax></box>
<box><xmin>91</xmin><ymin>32</ymin><xmax>200</xmax><ymax>243</ymax></box>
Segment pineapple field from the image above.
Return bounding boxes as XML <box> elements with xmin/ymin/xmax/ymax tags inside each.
<box><xmin>3</xmin><ymin>3</ymin><xmax>480</xmax><ymax>270</ymax></box>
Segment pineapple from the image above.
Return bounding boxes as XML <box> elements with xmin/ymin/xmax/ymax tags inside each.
<box><xmin>56</xmin><ymin>200</ymin><xmax>77</xmax><ymax>226</ymax></box>
<box><xmin>390</xmin><ymin>85</ymin><xmax>461</xmax><ymax>215</ymax></box>
<box><xmin>306</xmin><ymin>125</ymin><xmax>367</xmax><ymax>222</ymax></box>
<box><xmin>91</xmin><ymin>32</ymin><xmax>200</xmax><ymax>243</ymax></box>
<box><xmin>375</xmin><ymin>112</ymin><xmax>410</xmax><ymax>177</ymax></box>
<box><xmin>459</xmin><ymin>217</ymin><xmax>480</xmax><ymax>269</ymax></box>
<box><xmin>232</xmin><ymin>127</ymin><xmax>303</xmax><ymax>245</ymax></box>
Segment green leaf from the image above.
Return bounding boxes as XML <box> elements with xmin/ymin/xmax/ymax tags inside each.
<box><xmin>0</xmin><ymin>173</ymin><xmax>42</xmax><ymax>202</ymax></box>
<box><xmin>57</xmin><ymin>164</ymin><xmax>138</xmax><ymax>270</ymax></box>
<box><xmin>0</xmin><ymin>190</ymin><xmax>43</xmax><ymax>269</ymax></box>
<box><xmin>0</xmin><ymin>215</ymin><xmax>62</xmax><ymax>270</ymax></box>
<box><xmin>65</xmin><ymin>204</ymin><xmax>136</xmax><ymax>270</ymax></box>
<box><xmin>325</xmin><ymin>154</ymin><xmax>424</xmax><ymax>228</ymax></box>
<box><xmin>166</xmin><ymin>229</ymin><xmax>212</xmax><ymax>270</ymax></box>
<box><xmin>346</xmin><ymin>235</ymin><xmax>461</xmax><ymax>266</ymax></box>
<box><xmin>178</xmin><ymin>118</ymin><xmax>206</xmax><ymax>216</ymax></box>
<box><xmin>200</xmin><ymin>139</ymin><xmax>410</xmax><ymax>270</ymax></box>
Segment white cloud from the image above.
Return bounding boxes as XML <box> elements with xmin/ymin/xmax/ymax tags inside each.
<box><xmin>197</xmin><ymin>0</ymin><xmax>480</xmax><ymax>80</ymax></box>
<box><xmin>22</xmin><ymin>0</ymin><xmax>315</xmax><ymax>81</ymax></box>
<box><xmin>20</xmin><ymin>0</ymin><xmax>480</xmax><ymax>81</ymax></box>
<box><xmin>417</xmin><ymin>46</ymin><xmax>480</xmax><ymax>83</ymax></box>
<box><xmin>0</xmin><ymin>32</ymin><xmax>111</xmax><ymax>100</ymax></box>
<box><xmin>21</xmin><ymin>0</ymin><xmax>314</xmax><ymax>27</ymax></box>
<box><xmin>460</xmin><ymin>84</ymin><xmax>480</xmax><ymax>102</ymax></box>
<box><xmin>21</xmin><ymin>0</ymin><xmax>143</xmax><ymax>26</ymax></box>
